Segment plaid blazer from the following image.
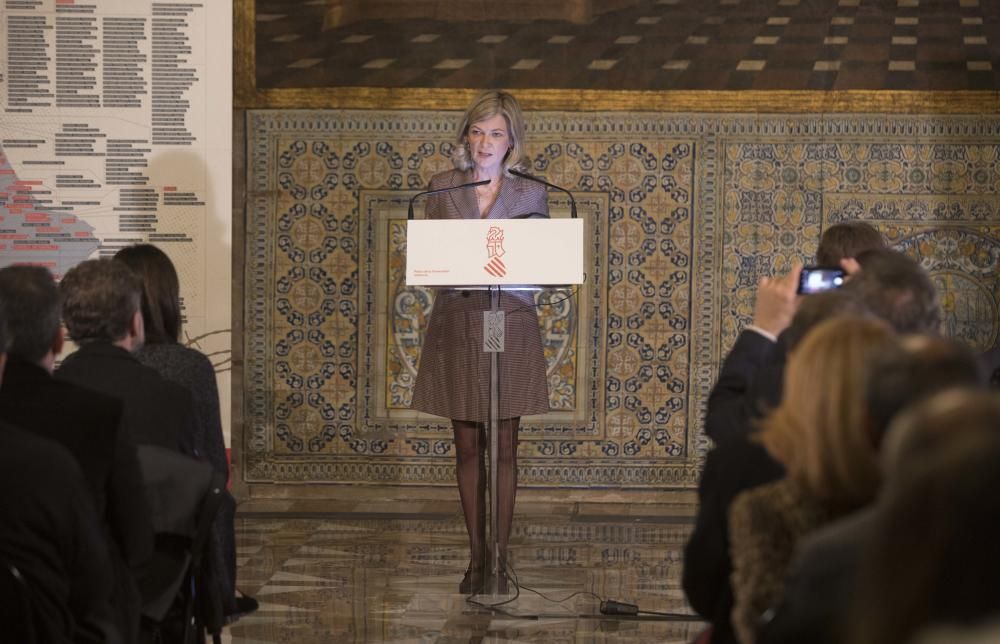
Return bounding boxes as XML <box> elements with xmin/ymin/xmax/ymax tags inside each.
<box><xmin>410</xmin><ymin>169</ymin><xmax>550</xmax><ymax>422</ymax></box>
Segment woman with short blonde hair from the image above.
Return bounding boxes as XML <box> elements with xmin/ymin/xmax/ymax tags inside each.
<box><xmin>728</xmin><ymin>316</ymin><xmax>895</xmax><ymax>644</ymax></box>
<box><xmin>411</xmin><ymin>90</ymin><xmax>549</xmax><ymax>596</ymax></box>
<box><xmin>450</xmin><ymin>90</ymin><xmax>529</xmax><ymax>174</ymax></box>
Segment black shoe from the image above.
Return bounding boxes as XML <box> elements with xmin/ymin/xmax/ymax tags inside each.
<box><xmin>235</xmin><ymin>595</ymin><xmax>258</xmax><ymax>614</ymax></box>
<box><xmin>224</xmin><ymin>594</ymin><xmax>259</xmax><ymax>624</ymax></box>
<box><xmin>458</xmin><ymin>565</ymin><xmax>485</xmax><ymax>595</ymax></box>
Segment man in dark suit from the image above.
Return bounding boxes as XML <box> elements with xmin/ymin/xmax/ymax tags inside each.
<box><xmin>0</xmin><ymin>265</ymin><xmax>154</xmax><ymax>642</ymax></box>
<box><xmin>55</xmin><ymin>259</ymin><xmax>216</xmax><ymax>637</ymax></box>
<box><xmin>55</xmin><ymin>259</ymin><xmax>197</xmax><ymax>456</ymax></box>
<box><xmin>0</xmin><ymin>295</ymin><xmax>120</xmax><ymax>643</ymax></box>
<box><xmin>702</xmin><ymin>265</ymin><xmax>800</xmax><ymax>446</ymax></box>
<box><xmin>704</xmin><ymin>221</ymin><xmax>888</xmax><ymax>445</ymax></box>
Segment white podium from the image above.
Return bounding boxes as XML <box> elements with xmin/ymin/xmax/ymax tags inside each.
<box><xmin>407</xmin><ymin>218</ymin><xmax>584</xmax><ymax>596</ymax></box>
<box><xmin>407</xmin><ymin>219</ymin><xmax>584</xmax><ymax>287</ymax></box>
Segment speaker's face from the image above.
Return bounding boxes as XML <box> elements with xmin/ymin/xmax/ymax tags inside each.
<box><xmin>467</xmin><ymin>113</ymin><xmax>510</xmax><ymax>177</ymax></box>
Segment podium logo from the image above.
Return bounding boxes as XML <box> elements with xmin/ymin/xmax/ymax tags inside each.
<box><xmin>485</xmin><ymin>226</ymin><xmax>506</xmax><ymax>277</ymax></box>
<box><xmin>484</xmin><ymin>256</ymin><xmax>506</xmax><ymax>277</ymax></box>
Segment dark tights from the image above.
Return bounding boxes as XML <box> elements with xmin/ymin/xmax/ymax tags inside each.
<box><xmin>453</xmin><ymin>418</ymin><xmax>519</xmax><ymax>571</ymax></box>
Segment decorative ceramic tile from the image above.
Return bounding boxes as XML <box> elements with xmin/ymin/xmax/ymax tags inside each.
<box><xmin>720</xmin><ymin>130</ymin><xmax>1000</xmax><ymax>355</ymax></box>
<box><xmin>246</xmin><ymin>113</ymin><xmax>1000</xmax><ymax>488</ymax></box>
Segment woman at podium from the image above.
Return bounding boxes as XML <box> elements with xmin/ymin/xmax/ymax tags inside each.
<box><xmin>410</xmin><ymin>90</ymin><xmax>550</xmax><ymax>594</ymax></box>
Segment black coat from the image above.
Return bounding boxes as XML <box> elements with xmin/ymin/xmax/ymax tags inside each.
<box><xmin>704</xmin><ymin>330</ymin><xmax>786</xmax><ymax>445</ymax></box>
<box><xmin>0</xmin><ymin>422</ymin><xmax>119</xmax><ymax>643</ymax></box>
<box><xmin>0</xmin><ymin>356</ymin><xmax>153</xmax><ymax>565</ymax></box>
<box><xmin>683</xmin><ymin>439</ymin><xmax>785</xmax><ymax>644</ymax></box>
<box><xmin>56</xmin><ymin>342</ymin><xmax>197</xmax><ymax>455</ymax></box>
<box><xmin>135</xmin><ymin>343</ymin><xmax>238</xmax><ymax>612</ymax></box>
<box><xmin>0</xmin><ymin>356</ymin><xmax>154</xmax><ymax>642</ymax></box>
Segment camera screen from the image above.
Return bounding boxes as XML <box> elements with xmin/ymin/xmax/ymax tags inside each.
<box><xmin>798</xmin><ymin>268</ymin><xmax>845</xmax><ymax>294</ymax></box>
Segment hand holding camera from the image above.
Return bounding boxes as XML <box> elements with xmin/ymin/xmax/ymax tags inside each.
<box><xmin>796</xmin><ymin>267</ymin><xmax>846</xmax><ymax>294</ymax></box>
<box><xmin>752</xmin><ymin>263</ymin><xmax>803</xmax><ymax>338</ymax></box>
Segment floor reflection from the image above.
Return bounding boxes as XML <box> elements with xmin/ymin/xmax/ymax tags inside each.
<box><xmin>227</xmin><ymin>500</ymin><xmax>702</xmax><ymax>643</ymax></box>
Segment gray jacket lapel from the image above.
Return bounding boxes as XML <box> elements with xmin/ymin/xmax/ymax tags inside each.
<box><xmin>486</xmin><ymin>174</ymin><xmax>522</xmax><ymax>220</ymax></box>
<box><xmin>446</xmin><ymin>170</ymin><xmax>479</xmax><ymax>220</ymax></box>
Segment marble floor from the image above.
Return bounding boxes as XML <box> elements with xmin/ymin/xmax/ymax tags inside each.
<box><xmin>223</xmin><ymin>498</ymin><xmax>703</xmax><ymax>643</ymax></box>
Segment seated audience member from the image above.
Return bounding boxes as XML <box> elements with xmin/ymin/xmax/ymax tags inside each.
<box><xmin>705</xmin><ymin>221</ymin><xmax>886</xmax><ymax>445</ymax></box>
<box><xmin>843</xmin><ymin>247</ymin><xmax>941</xmax><ymax>334</ymax></box>
<box><xmin>0</xmin><ymin>266</ymin><xmax>153</xmax><ymax>642</ymax></box>
<box><xmin>757</xmin><ymin>335</ymin><xmax>985</xmax><ymax>644</ymax></box>
<box><xmin>814</xmin><ymin>220</ymin><xmax>885</xmax><ymax>269</ymax></box>
<box><xmin>0</xmin><ymin>301</ymin><xmax>121</xmax><ymax>644</ymax></box>
<box><xmin>847</xmin><ymin>390</ymin><xmax>1000</xmax><ymax>644</ymax></box>
<box><xmin>727</xmin><ymin>317</ymin><xmax>895</xmax><ymax>644</ymax></box>
<box><xmin>707</xmin><ymin>244</ymin><xmax>939</xmax><ymax>448</ymax></box>
<box><xmin>702</xmin><ymin>263</ymin><xmax>801</xmax><ymax>447</ymax></box>
<box><xmin>56</xmin><ymin>259</ymin><xmax>197</xmax><ymax>455</ymax></box>
<box><xmin>114</xmin><ymin>244</ymin><xmax>256</xmax><ymax>619</ymax></box>
<box><xmin>683</xmin><ymin>290</ymin><xmax>871</xmax><ymax>644</ymax></box>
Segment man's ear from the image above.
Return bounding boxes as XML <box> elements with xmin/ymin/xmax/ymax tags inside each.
<box><xmin>51</xmin><ymin>326</ymin><xmax>65</xmax><ymax>356</ymax></box>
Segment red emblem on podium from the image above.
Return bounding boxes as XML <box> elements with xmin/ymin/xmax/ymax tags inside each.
<box><xmin>484</xmin><ymin>226</ymin><xmax>506</xmax><ymax>277</ymax></box>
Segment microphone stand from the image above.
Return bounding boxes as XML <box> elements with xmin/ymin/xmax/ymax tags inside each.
<box><xmin>508</xmin><ymin>170</ymin><xmax>577</xmax><ymax>219</ymax></box>
<box><xmin>480</xmin><ymin>171</ymin><xmax>571</xmax><ymax>595</ymax></box>
<box><xmin>487</xmin><ymin>284</ymin><xmax>502</xmax><ymax>596</ymax></box>
<box><xmin>407</xmin><ymin>179</ymin><xmax>490</xmax><ymax>219</ymax></box>
<box><xmin>406</xmin><ymin>175</ymin><xmax>506</xmax><ymax>596</ymax></box>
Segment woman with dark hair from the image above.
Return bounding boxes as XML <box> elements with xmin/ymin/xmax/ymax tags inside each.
<box><xmin>114</xmin><ymin>243</ymin><xmax>256</xmax><ymax>619</ymax></box>
<box><xmin>410</xmin><ymin>90</ymin><xmax>550</xmax><ymax>595</ymax></box>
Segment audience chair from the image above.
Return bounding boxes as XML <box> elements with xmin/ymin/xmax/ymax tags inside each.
<box><xmin>135</xmin><ymin>445</ymin><xmax>226</xmax><ymax>644</ymax></box>
<box><xmin>1</xmin><ymin>556</ymin><xmax>36</xmax><ymax>644</ymax></box>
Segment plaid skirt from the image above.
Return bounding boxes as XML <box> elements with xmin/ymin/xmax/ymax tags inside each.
<box><xmin>410</xmin><ymin>289</ymin><xmax>550</xmax><ymax>422</ymax></box>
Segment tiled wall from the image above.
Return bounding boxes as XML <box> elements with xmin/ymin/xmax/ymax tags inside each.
<box><xmin>243</xmin><ymin>109</ymin><xmax>1000</xmax><ymax>491</ymax></box>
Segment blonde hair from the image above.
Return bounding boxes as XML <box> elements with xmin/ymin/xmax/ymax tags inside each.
<box><xmin>452</xmin><ymin>90</ymin><xmax>529</xmax><ymax>174</ymax></box>
<box><xmin>759</xmin><ymin>316</ymin><xmax>895</xmax><ymax>509</ymax></box>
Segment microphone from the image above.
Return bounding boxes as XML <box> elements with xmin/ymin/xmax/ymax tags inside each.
<box><xmin>508</xmin><ymin>169</ymin><xmax>577</xmax><ymax>219</ymax></box>
<box><xmin>407</xmin><ymin>179</ymin><xmax>490</xmax><ymax>220</ymax></box>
